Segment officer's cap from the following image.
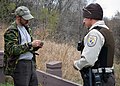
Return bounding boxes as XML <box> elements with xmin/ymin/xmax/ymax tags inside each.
<box><xmin>83</xmin><ymin>3</ymin><xmax>103</xmax><ymax>20</ymax></box>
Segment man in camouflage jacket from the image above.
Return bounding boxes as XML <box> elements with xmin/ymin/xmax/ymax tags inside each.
<box><xmin>4</xmin><ymin>6</ymin><xmax>43</xmax><ymax>86</ymax></box>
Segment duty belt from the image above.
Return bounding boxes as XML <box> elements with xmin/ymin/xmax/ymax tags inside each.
<box><xmin>92</xmin><ymin>68</ymin><xmax>114</xmax><ymax>73</ymax></box>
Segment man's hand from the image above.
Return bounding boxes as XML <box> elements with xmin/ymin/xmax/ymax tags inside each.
<box><xmin>32</xmin><ymin>40</ymin><xmax>44</xmax><ymax>48</ymax></box>
<box><xmin>39</xmin><ymin>41</ymin><xmax>44</xmax><ymax>48</ymax></box>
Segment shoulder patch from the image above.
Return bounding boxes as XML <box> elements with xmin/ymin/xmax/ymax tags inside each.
<box><xmin>87</xmin><ymin>35</ymin><xmax>97</xmax><ymax>47</ymax></box>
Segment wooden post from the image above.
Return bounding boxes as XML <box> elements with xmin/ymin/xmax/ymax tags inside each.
<box><xmin>46</xmin><ymin>61</ymin><xmax>62</xmax><ymax>77</ymax></box>
<box><xmin>0</xmin><ymin>51</ymin><xmax>5</xmax><ymax>83</ymax></box>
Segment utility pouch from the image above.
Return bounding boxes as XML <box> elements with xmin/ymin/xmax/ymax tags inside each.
<box><xmin>80</xmin><ymin>67</ymin><xmax>92</xmax><ymax>86</ymax></box>
<box><xmin>93</xmin><ymin>73</ymin><xmax>102</xmax><ymax>86</ymax></box>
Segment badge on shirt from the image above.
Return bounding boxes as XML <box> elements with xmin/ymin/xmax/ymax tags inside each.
<box><xmin>87</xmin><ymin>35</ymin><xmax>97</xmax><ymax>47</ymax></box>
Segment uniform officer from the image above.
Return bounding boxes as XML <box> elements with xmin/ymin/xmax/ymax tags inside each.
<box><xmin>74</xmin><ymin>3</ymin><xmax>115</xmax><ymax>86</ymax></box>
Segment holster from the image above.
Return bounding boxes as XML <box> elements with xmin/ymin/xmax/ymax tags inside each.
<box><xmin>80</xmin><ymin>67</ymin><xmax>103</xmax><ymax>86</ymax></box>
<box><xmin>80</xmin><ymin>67</ymin><xmax>92</xmax><ymax>86</ymax></box>
<box><xmin>93</xmin><ymin>73</ymin><xmax>102</xmax><ymax>86</ymax></box>
<box><xmin>101</xmin><ymin>68</ymin><xmax>110</xmax><ymax>83</ymax></box>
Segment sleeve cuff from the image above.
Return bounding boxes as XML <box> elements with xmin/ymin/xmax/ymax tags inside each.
<box><xmin>74</xmin><ymin>61</ymin><xmax>81</xmax><ymax>70</ymax></box>
<box><xmin>27</xmin><ymin>42</ymin><xmax>32</xmax><ymax>49</ymax></box>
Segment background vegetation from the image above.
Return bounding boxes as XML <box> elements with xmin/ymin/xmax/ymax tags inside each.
<box><xmin>0</xmin><ymin>0</ymin><xmax>120</xmax><ymax>86</ymax></box>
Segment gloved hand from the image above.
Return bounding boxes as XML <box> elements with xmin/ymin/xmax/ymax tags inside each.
<box><xmin>73</xmin><ymin>61</ymin><xmax>80</xmax><ymax>70</ymax></box>
<box><xmin>73</xmin><ymin>64</ymin><xmax>78</xmax><ymax>70</ymax></box>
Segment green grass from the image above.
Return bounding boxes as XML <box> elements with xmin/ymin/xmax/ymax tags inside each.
<box><xmin>0</xmin><ymin>83</ymin><xmax>42</xmax><ymax>86</ymax></box>
<box><xmin>0</xmin><ymin>83</ymin><xmax>13</xmax><ymax>86</ymax></box>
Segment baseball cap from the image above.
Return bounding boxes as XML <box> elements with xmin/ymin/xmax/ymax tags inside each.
<box><xmin>15</xmin><ymin>6</ymin><xmax>34</xmax><ymax>20</ymax></box>
<box><xmin>83</xmin><ymin>3</ymin><xmax>103</xmax><ymax>20</ymax></box>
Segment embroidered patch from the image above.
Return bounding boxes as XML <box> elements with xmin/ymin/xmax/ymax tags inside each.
<box><xmin>87</xmin><ymin>35</ymin><xmax>97</xmax><ymax>47</ymax></box>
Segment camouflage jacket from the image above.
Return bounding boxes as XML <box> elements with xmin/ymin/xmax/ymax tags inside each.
<box><xmin>4</xmin><ymin>21</ymin><xmax>37</xmax><ymax>76</ymax></box>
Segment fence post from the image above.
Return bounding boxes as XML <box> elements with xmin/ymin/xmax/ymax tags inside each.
<box><xmin>0</xmin><ymin>51</ymin><xmax>5</xmax><ymax>83</ymax></box>
<box><xmin>46</xmin><ymin>61</ymin><xmax>62</xmax><ymax>77</ymax></box>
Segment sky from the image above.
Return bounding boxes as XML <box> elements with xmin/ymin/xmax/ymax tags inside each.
<box><xmin>87</xmin><ymin>0</ymin><xmax>120</xmax><ymax>18</ymax></box>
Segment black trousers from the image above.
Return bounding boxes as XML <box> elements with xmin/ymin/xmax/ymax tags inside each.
<box><xmin>12</xmin><ymin>60</ymin><xmax>38</xmax><ymax>86</ymax></box>
<box><xmin>80</xmin><ymin>68</ymin><xmax>115</xmax><ymax>86</ymax></box>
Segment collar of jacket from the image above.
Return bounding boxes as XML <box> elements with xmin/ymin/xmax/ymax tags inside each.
<box><xmin>11</xmin><ymin>21</ymin><xmax>30</xmax><ymax>30</ymax></box>
<box><xmin>89</xmin><ymin>20</ymin><xmax>109</xmax><ymax>31</ymax></box>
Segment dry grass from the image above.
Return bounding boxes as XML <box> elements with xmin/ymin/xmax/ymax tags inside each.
<box><xmin>36</xmin><ymin>41</ymin><xmax>83</xmax><ymax>84</ymax></box>
<box><xmin>114</xmin><ymin>63</ymin><xmax>120</xmax><ymax>86</ymax></box>
<box><xmin>0</xmin><ymin>25</ymin><xmax>6</xmax><ymax>50</ymax></box>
